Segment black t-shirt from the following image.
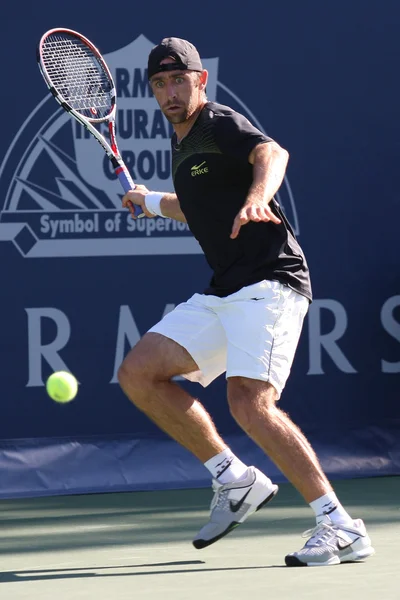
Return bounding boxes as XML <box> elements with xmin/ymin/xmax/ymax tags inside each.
<box><xmin>171</xmin><ymin>102</ymin><xmax>312</xmax><ymax>301</ymax></box>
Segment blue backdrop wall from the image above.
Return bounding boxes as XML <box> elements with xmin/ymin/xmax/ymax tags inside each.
<box><xmin>0</xmin><ymin>0</ymin><xmax>399</xmax><ymax>498</ymax></box>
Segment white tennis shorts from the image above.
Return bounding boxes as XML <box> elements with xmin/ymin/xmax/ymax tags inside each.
<box><xmin>149</xmin><ymin>280</ymin><xmax>309</xmax><ymax>397</ymax></box>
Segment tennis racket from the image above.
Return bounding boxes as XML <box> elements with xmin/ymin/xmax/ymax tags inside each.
<box><xmin>37</xmin><ymin>28</ymin><xmax>143</xmax><ymax>217</ymax></box>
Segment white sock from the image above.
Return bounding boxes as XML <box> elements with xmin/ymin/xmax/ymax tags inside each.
<box><xmin>204</xmin><ymin>448</ymin><xmax>248</xmax><ymax>484</ymax></box>
<box><xmin>310</xmin><ymin>491</ymin><xmax>353</xmax><ymax>526</ymax></box>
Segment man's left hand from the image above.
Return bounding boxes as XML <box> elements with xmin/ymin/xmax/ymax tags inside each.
<box><xmin>230</xmin><ymin>200</ymin><xmax>281</xmax><ymax>239</ymax></box>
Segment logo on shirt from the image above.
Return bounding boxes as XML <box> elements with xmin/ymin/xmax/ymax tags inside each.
<box><xmin>191</xmin><ymin>161</ymin><xmax>209</xmax><ymax>177</ymax></box>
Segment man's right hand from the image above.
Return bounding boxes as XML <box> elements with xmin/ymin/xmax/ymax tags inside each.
<box><xmin>122</xmin><ymin>184</ymin><xmax>155</xmax><ymax>218</ymax></box>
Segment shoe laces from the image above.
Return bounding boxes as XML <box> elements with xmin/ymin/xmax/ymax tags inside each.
<box><xmin>302</xmin><ymin>521</ymin><xmax>336</xmax><ymax>546</ymax></box>
<box><xmin>210</xmin><ymin>479</ymin><xmax>225</xmax><ymax>510</ymax></box>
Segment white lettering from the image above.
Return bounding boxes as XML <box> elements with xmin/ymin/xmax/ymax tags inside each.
<box><xmin>50</xmin><ymin>219</ymin><xmax>59</xmax><ymax>237</ymax></box>
<box><xmin>146</xmin><ymin>219</ymin><xmax>156</xmax><ymax>236</ymax></box>
<box><xmin>40</xmin><ymin>215</ymin><xmax>50</xmax><ymax>233</ymax></box>
<box><xmin>40</xmin><ymin>214</ymin><xmax>100</xmax><ymax>238</ymax></box>
<box><xmin>125</xmin><ymin>216</ymin><xmax>180</xmax><ymax>235</ymax></box>
<box><xmin>156</xmin><ymin>219</ymin><xmax>165</xmax><ymax>232</ymax></box>
<box><xmin>26</xmin><ymin>308</ymin><xmax>71</xmax><ymax>387</ymax></box>
<box><xmin>381</xmin><ymin>295</ymin><xmax>400</xmax><ymax>373</ymax></box>
<box><xmin>58</xmin><ymin>219</ymin><xmax>74</xmax><ymax>234</ymax></box>
<box><xmin>307</xmin><ymin>299</ymin><xmax>357</xmax><ymax>375</ymax></box>
<box><xmin>114</xmin><ymin>212</ymin><xmax>121</xmax><ymax>232</ymax></box>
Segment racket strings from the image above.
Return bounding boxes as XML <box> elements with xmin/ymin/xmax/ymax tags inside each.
<box><xmin>41</xmin><ymin>34</ymin><xmax>113</xmax><ymax>118</ymax></box>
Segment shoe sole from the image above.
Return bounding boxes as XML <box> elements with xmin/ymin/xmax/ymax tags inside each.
<box><xmin>193</xmin><ymin>486</ymin><xmax>279</xmax><ymax>550</ymax></box>
<box><xmin>285</xmin><ymin>546</ymin><xmax>375</xmax><ymax>567</ymax></box>
<box><xmin>341</xmin><ymin>546</ymin><xmax>375</xmax><ymax>563</ymax></box>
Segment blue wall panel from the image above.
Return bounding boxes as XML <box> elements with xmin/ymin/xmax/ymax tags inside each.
<box><xmin>0</xmin><ymin>0</ymin><xmax>399</xmax><ymax>497</ymax></box>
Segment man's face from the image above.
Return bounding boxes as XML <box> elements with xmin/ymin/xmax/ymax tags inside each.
<box><xmin>149</xmin><ymin>58</ymin><xmax>207</xmax><ymax>124</ymax></box>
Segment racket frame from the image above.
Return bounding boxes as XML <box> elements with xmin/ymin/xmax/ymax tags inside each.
<box><xmin>37</xmin><ymin>27</ymin><xmax>143</xmax><ymax>216</ymax></box>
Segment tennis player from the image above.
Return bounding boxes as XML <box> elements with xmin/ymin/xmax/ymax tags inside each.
<box><xmin>119</xmin><ymin>37</ymin><xmax>374</xmax><ymax>566</ymax></box>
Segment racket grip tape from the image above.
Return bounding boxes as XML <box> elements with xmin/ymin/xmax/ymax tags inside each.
<box><xmin>115</xmin><ymin>165</ymin><xmax>144</xmax><ymax>217</ymax></box>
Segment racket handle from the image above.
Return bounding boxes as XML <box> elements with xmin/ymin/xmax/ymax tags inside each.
<box><xmin>115</xmin><ymin>165</ymin><xmax>144</xmax><ymax>217</ymax></box>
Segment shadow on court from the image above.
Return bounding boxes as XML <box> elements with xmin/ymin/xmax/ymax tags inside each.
<box><xmin>0</xmin><ymin>561</ymin><xmax>296</xmax><ymax>584</ymax></box>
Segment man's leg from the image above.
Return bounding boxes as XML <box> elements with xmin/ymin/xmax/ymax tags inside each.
<box><xmin>118</xmin><ymin>332</ymin><xmax>226</xmax><ymax>462</ymax></box>
<box><xmin>217</xmin><ymin>281</ymin><xmax>352</xmax><ymax>519</ymax></box>
<box><xmin>119</xmin><ymin>330</ymin><xmax>250</xmax><ymax>480</ymax></box>
<box><xmin>118</xmin><ymin>331</ymin><xmax>278</xmax><ymax>549</ymax></box>
<box><xmin>227</xmin><ymin>377</ymin><xmax>374</xmax><ymax>565</ymax></box>
<box><xmin>227</xmin><ymin>378</ymin><xmax>331</xmax><ymax>503</ymax></box>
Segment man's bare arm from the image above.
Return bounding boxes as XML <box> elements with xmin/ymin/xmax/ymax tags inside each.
<box><xmin>230</xmin><ymin>141</ymin><xmax>289</xmax><ymax>239</ymax></box>
<box><xmin>160</xmin><ymin>193</ymin><xmax>187</xmax><ymax>222</ymax></box>
<box><xmin>122</xmin><ymin>185</ymin><xmax>187</xmax><ymax>222</ymax></box>
<box><xmin>248</xmin><ymin>141</ymin><xmax>289</xmax><ymax>206</ymax></box>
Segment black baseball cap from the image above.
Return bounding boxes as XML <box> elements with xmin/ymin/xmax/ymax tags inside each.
<box><xmin>147</xmin><ymin>37</ymin><xmax>203</xmax><ymax>80</ymax></box>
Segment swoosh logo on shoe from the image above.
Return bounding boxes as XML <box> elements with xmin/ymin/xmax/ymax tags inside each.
<box><xmin>337</xmin><ymin>536</ymin><xmax>359</xmax><ymax>551</ymax></box>
<box><xmin>191</xmin><ymin>161</ymin><xmax>206</xmax><ymax>170</ymax></box>
<box><xmin>229</xmin><ymin>488</ymin><xmax>252</xmax><ymax>513</ymax></box>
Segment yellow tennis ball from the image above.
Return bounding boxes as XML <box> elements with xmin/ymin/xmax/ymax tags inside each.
<box><xmin>46</xmin><ymin>371</ymin><xmax>78</xmax><ymax>403</ymax></box>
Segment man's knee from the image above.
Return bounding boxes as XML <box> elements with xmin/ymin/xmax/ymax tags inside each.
<box><xmin>118</xmin><ymin>351</ymin><xmax>144</xmax><ymax>392</ymax></box>
<box><xmin>117</xmin><ymin>346</ymin><xmax>152</xmax><ymax>404</ymax></box>
<box><xmin>117</xmin><ymin>332</ymin><xmax>196</xmax><ymax>399</ymax></box>
<box><xmin>227</xmin><ymin>376</ymin><xmax>278</xmax><ymax>430</ymax></box>
<box><xmin>117</xmin><ymin>335</ymin><xmax>165</xmax><ymax>396</ymax></box>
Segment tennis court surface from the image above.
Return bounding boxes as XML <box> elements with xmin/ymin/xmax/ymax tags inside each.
<box><xmin>0</xmin><ymin>476</ymin><xmax>398</xmax><ymax>600</ymax></box>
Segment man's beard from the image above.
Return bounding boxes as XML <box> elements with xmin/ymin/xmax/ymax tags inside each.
<box><xmin>163</xmin><ymin>106</ymin><xmax>189</xmax><ymax>124</ymax></box>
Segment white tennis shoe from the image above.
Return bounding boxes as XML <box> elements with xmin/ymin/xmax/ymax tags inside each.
<box><xmin>285</xmin><ymin>517</ymin><xmax>375</xmax><ymax>566</ymax></box>
<box><xmin>193</xmin><ymin>466</ymin><xmax>278</xmax><ymax>549</ymax></box>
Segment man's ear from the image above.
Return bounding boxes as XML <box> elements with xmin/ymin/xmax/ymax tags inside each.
<box><xmin>199</xmin><ymin>69</ymin><xmax>208</xmax><ymax>90</ymax></box>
